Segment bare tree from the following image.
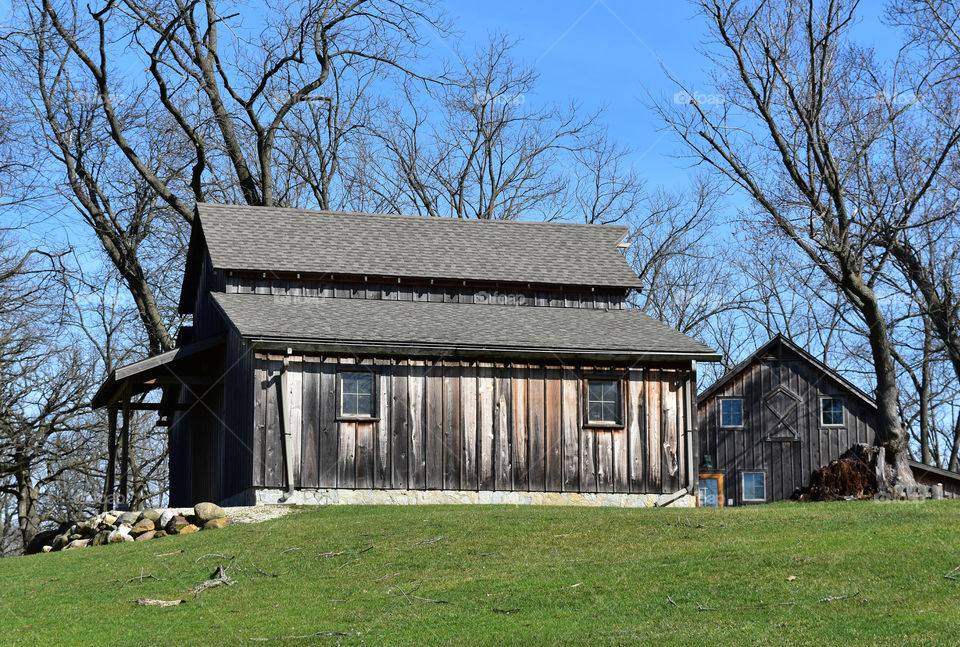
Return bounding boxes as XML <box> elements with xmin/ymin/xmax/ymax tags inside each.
<box><xmin>656</xmin><ymin>0</ymin><xmax>960</xmax><ymax>492</ymax></box>
<box><xmin>0</xmin><ymin>237</ymin><xmax>98</xmax><ymax>550</ymax></box>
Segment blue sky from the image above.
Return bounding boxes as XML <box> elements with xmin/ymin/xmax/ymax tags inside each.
<box><xmin>448</xmin><ymin>0</ymin><xmax>708</xmax><ymax>190</ymax></box>
<box><xmin>445</xmin><ymin>0</ymin><xmax>891</xmax><ymax>192</ymax></box>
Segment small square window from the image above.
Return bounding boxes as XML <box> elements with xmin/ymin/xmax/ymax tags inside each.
<box><xmin>340</xmin><ymin>372</ymin><xmax>375</xmax><ymax>418</ymax></box>
<box><xmin>821</xmin><ymin>397</ymin><xmax>844</xmax><ymax>426</ymax></box>
<box><xmin>586</xmin><ymin>379</ymin><xmax>621</xmax><ymax>425</ymax></box>
<box><xmin>720</xmin><ymin>398</ymin><xmax>743</xmax><ymax>428</ymax></box>
<box><xmin>742</xmin><ymin>471</ymin><xmax>766</xmax><ymax>501</ymax></box>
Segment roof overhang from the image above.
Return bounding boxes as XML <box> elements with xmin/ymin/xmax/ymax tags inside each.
<box><xmin>246</xmin><ymin>336</ymin><xmax>719</xmax><ymax>367</ymax></box>
<box><xmin>91</xmin><ymin>334</ymin><xmax>225</xmax><ymax>409</ymax></box>
<box><xmin>908</xmin><ymin>460</ymin><xmax>960</xmax><ymax>486</ymax></box>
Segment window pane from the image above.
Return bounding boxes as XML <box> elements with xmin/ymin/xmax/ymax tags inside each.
<box><xmin>587</xmin><ymin>380</ymin><xmax>618</xmax><ymax>423</ymax></box>
<box><xmin>589</xmin><ymin>382</ymin><xmax>604</xmax><ymax>403</ymax></box>
<box><xmin>589</xmin><ymin>402</ymin><xmax>604</xmax><ymax>422</ymax></box>
<box><xmin>341</xmin><ymin>373</ymin><xmax>374</xmax><ymax>417</ymax></box>
<box><xmin>602</xmin><ymin>401</ymin><xmax>617</xmax><ymax>423</ymax></box>
<box><xmin>721</xmin><ymin>399</ymin><xmax>742</xmax><ymax>427</ymax></box>
<box><xmin>356</xmin><ymin>373</ymin><xmax>373</xmax><ymax>396</ymax></box>
<box><xmin>356</xmin><ymin>394</ymin><xmax>373</xmax><ymax>417</ymax></box>
<box><xmin>822</xmin><ymin>398</ymin><xmax>843</xmax><ymax>425</ymax></box>
<box><xmin>342</xmin><ymin>374</ymin><xmax>357</xmax><ymax>395</ymax></box>
<box><xmin>744</xmin><ymin>473</ymin><xmax>765</xmax><ymax>500</ymax></box>
<box><xmin>342</xmin><ymin>393</ymin><xmax>358</xmax><ymax>416</ymax></box>
<box><xmin>602</xmin><ymin>381</ymin><xmax>616</xmax><ymax>400</ymax></box>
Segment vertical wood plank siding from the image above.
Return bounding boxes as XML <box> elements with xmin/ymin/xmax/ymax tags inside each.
<box><xmin>253</xmin><ymin>355</ymin><xmax>695</xmax><ymax>495</ymax></box>
<box><xmin>698</xmin><ymin>343</ymin><xmax>879</xmax><ymax>506</ymax></box>
<box><xmin>225</xmin><ymin>275</ymin><xmax>627</xmax><ymax>310</ymax></box>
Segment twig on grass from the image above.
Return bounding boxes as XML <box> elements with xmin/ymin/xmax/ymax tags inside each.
<box><xmin>411</xmin><ymin>594</ymin><xmax>450</xmax><ymax>604</ymax></box>
<box><xmin>414</xmin><ymin>536</ymin><xmax>444</xmax><ymax>546</ymax></box>
<box><xmin>154</xmin><ymin>549</ymin><xmax>184</xmax><ymax>557</ymax></box>
<box><xmin>666</xmin><ymin>595</ymin><xmax>679</xmax><ymax>607</ymax></box>
<box><xmin>191</xmin><ymin>565</ymin><xmax>236</xmax><ymax>596</ymax></box>
<box><xmin>818</xmin><ymin>591</ymin><xmax>861</xmax><ymax>603</ymax></box>
<box><xmin>317</xmin><ymin>545</ymin><xmax>373</xmax><ymax>558</ymax></box>
<box><xmin>196</xmin><ymin>552</ymin><xmax>234</xmax><ymax>563</ymax></box>
<box><xmin>280</xmin><ymin>547</ymin><xmax>301</xmax><ymax>554</ymax></box>
<box><xmin>133</xmin><ymin>598</ymin><xmax>185</xmax><ymax>607</ymax></box>
<box><xmin>249</xmin><ymin>630</ymin><xmax>359</xmax><ymax>641</ymax></box>
<box><xmin>697</xmin><ymin>601</ymin><xmax>795</xmax><ymax>611</ymax></box>
<box><xmin>944</xmin><ymin>565</ymin><xmax>960</xmax><ymax>580</ymax></box>
<box><xmin>121</xmin><ymin>568</ymin><xmax>167</xmax><ymax>588</ymax></box>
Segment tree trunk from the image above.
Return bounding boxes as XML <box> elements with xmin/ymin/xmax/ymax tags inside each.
<box><xmin>845</xmin><ymin>272</ymin><xmax>918</xmax><ymax>494</ymax></box>
<box><xmin>14</xmin><ymin>470</ymin><xmax>41</xmax><ymax>551</ymax></box>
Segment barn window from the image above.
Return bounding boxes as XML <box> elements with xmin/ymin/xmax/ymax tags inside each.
<box><xmin>719</xmin><ymin>398</ymin><xmax>743</xmax><ymax>428</ymax></box>
<box><xmin>340</xmin><ymin>371</ymin><xmax>375</xmax><ymax>418</ymax></box>
<box><xmin>742</xmin><ymin>471</ymin><xmax>766</xmax><ymax>502</ymax></box>
<box><xmin>586</xmin><ymin>379</ymin><xmax>622</xmax><ymax>425</ymax></box>
<box><xmin>820</xmin><ymin>397</ymin><xmax>844</xmax><ymax>426</ymax></box>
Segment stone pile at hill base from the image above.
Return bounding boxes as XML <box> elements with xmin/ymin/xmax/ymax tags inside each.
<box><xmin>30</xmin><ymin>502</ymin><xmax>228</xmax><ymax>554</ymax></box>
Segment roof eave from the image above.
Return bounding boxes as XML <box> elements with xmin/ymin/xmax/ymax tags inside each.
<box><xmin>244</xmin><ymin>335</ymin><xmax>721</xmax><ymax>364</ymax></box>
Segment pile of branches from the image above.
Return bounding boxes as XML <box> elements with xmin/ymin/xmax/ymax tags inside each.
<box><xmin>791</xmin><ymin>444</ymin><xmax>879</xmax><ymax>502</ymax></box>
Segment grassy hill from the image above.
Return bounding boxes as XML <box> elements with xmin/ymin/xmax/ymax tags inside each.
<box><xmin>2</xmin><ymin>501</ymin><xmax>958</xmax><ymax>646</ymax></box>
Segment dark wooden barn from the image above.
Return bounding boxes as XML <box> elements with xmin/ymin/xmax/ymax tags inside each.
<box><xmin>697</xmin><ymin>335</ymin><xmax>960</xmax><ymax>506</ymax></box>
<box><xmin>93</xmin><ymin>204</ymin><xmax>720</xmax><ymax>508</ymax></box>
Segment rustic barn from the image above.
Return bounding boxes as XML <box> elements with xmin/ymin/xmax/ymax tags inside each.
<box><xmin>93</xmin><ymin>204</ymin><xmax>721</xmax><ymax>508</ymax></box>
<box><xmin>697</xmin><ymin>335</ymin><xmax>960</xmax><ymax>506</ymax></box>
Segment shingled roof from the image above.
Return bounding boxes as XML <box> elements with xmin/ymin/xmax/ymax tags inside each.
<box><xmin>190</xmin><ymin>203</ymin><xmax>640</xmax><ymax>289</ymax></box>
<box><xmin>211</xmin><ymin>292</ymin><xmax>720</xmax><ymax>361</ymax></box>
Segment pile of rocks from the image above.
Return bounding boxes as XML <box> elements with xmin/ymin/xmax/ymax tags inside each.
<box><xmin>41</xmin><ymin>502</ymin><xmax>228</xmax><ymax>553</ymax></box>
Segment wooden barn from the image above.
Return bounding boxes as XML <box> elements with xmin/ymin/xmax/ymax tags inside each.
<box><xmin>93</xmin><ymin>204</ymin><xmax>720</xmax><ymax>508</ymax></box>
<box><xmin>696</xmin><ymin>335</ymin><xmax>960</xmax><ymax>506</ymax></box>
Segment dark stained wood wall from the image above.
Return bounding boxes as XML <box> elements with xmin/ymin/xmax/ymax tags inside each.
<box><xmin>698</xmin><ymin>343</ymin><xmax>878</xmax><ymax>505</ymax></box>
<box><xmin>250</xmin><ymin>354</ymin><xmax>696</xmax><ymax>496</ymax></box>
<box><xmin>222</xmin><ymin>275</ymin><xmax>627</xmax><ymax>310</ymax></box>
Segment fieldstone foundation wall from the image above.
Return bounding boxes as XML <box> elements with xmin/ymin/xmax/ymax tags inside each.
<box><xmin>221</xmin><ymin>487</ymin><xmax>696</xmax><ymax>508</ymax></box>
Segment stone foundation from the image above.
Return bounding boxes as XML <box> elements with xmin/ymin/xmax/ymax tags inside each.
<box><xmin>221</xmin><ymin>487</ymin><xmax>696</xmax><ymax>508</ymax></box>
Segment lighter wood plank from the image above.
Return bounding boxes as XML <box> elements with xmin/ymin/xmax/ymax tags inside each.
<box><xmin>647</xmin><ymin>371</ymin><xmax>661</xmax><ymax>491</ymax></box>
<box><xmin>512</xmin><ymin>366</ymin><xmax>528</xmax><ymax>491</ymax></box>
<box><xmin>408</xmin><ymin>361</ymin><xmax>426</xmax><ymax>489</ymax></box>
<box><xmin>562</xmin><ymin>370</ymin><xmax>580</xmax><ymax>491</ymax></box>
<box><xmin>461</xmin><ymin>363</ymin><xmax>478</xmax><ymax>489</ymax></box>
<box><xmin>478</xmin><ymin>363</ymin><xmax>495</xmax><ymax>489</ymax></box>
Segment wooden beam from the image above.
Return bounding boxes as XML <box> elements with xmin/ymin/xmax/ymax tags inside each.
<box><xmin>104</xmin><ymin>404</ymin><xmax>118</xmax><ymax>511</ymax></box>
<box><xmin>120</xmin><ymin>386</ymin><xmax>131</xmax><ymax>506</ymax></box>
<box><xmin>128</xmin><ymin>402</ymin><xmax>188</xmax><ymax>411</ymax></box>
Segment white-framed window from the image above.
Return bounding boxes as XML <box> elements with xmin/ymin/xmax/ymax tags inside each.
<box><xmin>339</xmin><ymin>371</ymin><xmax>375</xmax><ymax>418</ymax></box>
<box><xmin>820</xmin><ymin>397</ymin><xmax>844</xmax><ymax>427</ymax></box>
<box><xmin>719</xmin><ymin>398</ymin><xmax>743</xmax><ymax>428</ymax></box>
<box><xmin>742</xmin><ymin>471</ymin><xmax>766</xmax><ymax>502</ymax></box>
<box><xmin>585</xmin><ymin>378</ymin><xmax>622</xmax><ymax>425</ymax></box>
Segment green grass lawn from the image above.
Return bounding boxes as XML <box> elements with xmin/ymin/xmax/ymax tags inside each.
<box><xmin>1</xmin><ymin>501</ymin><xmax>959</xmax><ymax>646</ymax></box>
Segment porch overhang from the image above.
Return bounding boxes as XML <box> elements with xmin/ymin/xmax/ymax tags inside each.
<box><xmin>90</xmin><ymin>334</ymin><xmax>226</xmax><ymax>409</ymax></box>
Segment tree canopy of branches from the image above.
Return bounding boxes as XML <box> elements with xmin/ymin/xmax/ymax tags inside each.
<box><xmin>656</xmin><ymin>0</ymin><xmax>960</xmax><ymax>492</ymax></box>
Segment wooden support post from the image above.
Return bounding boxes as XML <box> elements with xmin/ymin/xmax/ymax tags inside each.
<box><xmin>104</xmin><ymin>404</ymin><xmax>118</xmax><ymax>511</ymax></box>
<box><xmin>120</xmin><ymin>386</ymin><xmax>131</xmax><ymax>507</ymax></box>
<box><xmin>280</xmin><ymin>355</ymin><xmax>296</xmax><ymax>500</ymax></box>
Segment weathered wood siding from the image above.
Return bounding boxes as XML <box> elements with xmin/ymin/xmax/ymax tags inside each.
<box><xmin>222</xmin><ymin>275</ymin><xmax>627</xmax><ymax>309</ymax></box>
<box><xmin>251</xmin><ymin>354</ymin><xmax>696</xmax><ymax>495</ymax></box>
<box><xmin>698</xmin><ymin>343</ymin><xmax>878</xmax><ymax>506</ymax></box>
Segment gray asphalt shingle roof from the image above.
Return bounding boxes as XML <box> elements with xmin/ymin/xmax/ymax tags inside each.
<box><xmin>196</xmin><ymin>204</ymin><xmax>640</xmax><ymax>288</ymax></box>
<box><xmin>211</xmin><ymin>292</ymin><xmax>720</xmax><ymax>359</ymax></box>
